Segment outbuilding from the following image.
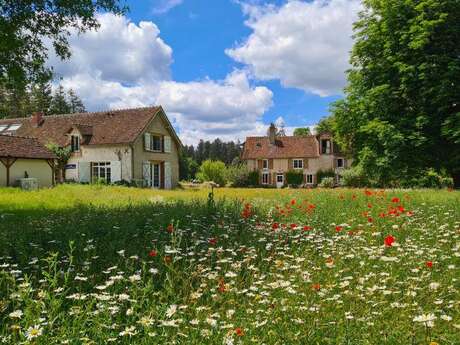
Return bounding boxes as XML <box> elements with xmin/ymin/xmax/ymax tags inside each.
<box><xmin>0</xmin><ymin>135</ymin><xmax>56</xmax><ymax>187</ymax></box>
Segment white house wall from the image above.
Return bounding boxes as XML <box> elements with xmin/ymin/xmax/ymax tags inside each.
<box><xmin>66</xmin><ymin>145</ymin><xmax>132</xmax><ymax>182</ymax></box>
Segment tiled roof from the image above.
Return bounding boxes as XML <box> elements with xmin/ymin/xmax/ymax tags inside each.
<box><xmin>242</xmin><ymin>136</ymin><xmax>320</xmax><ymax>159</ymax></box>
<box><xmin>0</xmin><ymin>107</ymin><xmax>163</xmax><ymax>147</ymax></box>
<box><xmin>0</xmin><ymin>135</ymin><xmax>56</xmax><ymax>159</ymax></box>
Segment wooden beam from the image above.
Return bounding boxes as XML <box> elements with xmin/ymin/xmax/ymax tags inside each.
<box><xmin>0</xmin><ymin>157</ymin><xmax>17</xmax><ymax>187</ymax></box>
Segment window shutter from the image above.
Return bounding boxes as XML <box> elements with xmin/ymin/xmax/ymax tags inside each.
<box><xmin>142</xmin><ymin>161</ymin><xmax>151</xmax><ymax>187</ymax></box>
<box><xmin>144</xmin><ymin>133</ymin><xmax>151</xmax><ymax>151</ymax></box>
<box><xmin>111</xmin><ymin>161</ymin><xmax>121</xmax><ymax>182</ymax></box>
<box><xmin>303</xmin><ymin>159</ymin><xmax>308</xmax><ymax>169</ymax></box>
<box><xmin>288</xmin><ymin>159</ymin><xmax>292</xmax><ymax>170</ymax></box>
<box><xmin>164</xmin><ymin>136</ymin><xmax>172</xmax><ymax>153</ymax></box>
<box><xmin>164</xmin><ymin>161</ymin><xmax>172</xmax><ymax>189</ymax></box>
<box><xmin>257</xmin><ymin>160</ymin><xmax>263</xmax><ymax>169</ymax></box>
<box><xmin>269</xmin><ymin>159</ymin><xmax>274</xmax><ymax>169</ymax></box>
<box><xmin>78</xmin><ymin>162</ymin><xmax>91</xmax><ymax>183</ymax></box>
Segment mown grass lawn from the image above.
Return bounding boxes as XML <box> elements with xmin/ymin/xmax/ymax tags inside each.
<box><xmin>0</xmin><ymin>185</ymin><xmax>459</xmax><ymax>344</ymax></box>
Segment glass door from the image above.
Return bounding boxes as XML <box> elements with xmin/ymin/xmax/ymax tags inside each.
<box><xmin>152</xmin><ymin>163</ymin><xmax>161</xmax><ymax>188</ymax></box>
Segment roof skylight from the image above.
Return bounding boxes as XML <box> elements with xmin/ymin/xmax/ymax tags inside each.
<box><xmin>6</xmin><ymin>124</ymin><xmax>21</xmax><ymax>131</ymax></box>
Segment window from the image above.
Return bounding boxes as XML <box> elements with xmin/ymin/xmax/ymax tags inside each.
<box><xmin>262</xmin><ymin>172</ymin><xmax>269</xmax><ymax>185</ymax></box>
<box><xmin>152</xmin><ymin>163</ymin><xmax>161</xmax><ymax>188</ymax></box>
<box><xmin>71</xmin><ymin>135</ymin><xmax>80</xmax><ymax>152</ymax></box>
<box><xmin>337</xmin><ymin>158</ymin><xmax>344</xmax><ymax>168</ymax></box>
<box><xmin>293</xmin><ymin>159</ymin><xmax>303</xmax><ymax>169</ymax></box>
<box><xmin>277</xmin><ymin>174</ymin><xmax>284</xmax><ymax>183</ymax></box>
<box><xmin>306</xmin><ymin>174</ymin><xmax>314</xmax><ymax>184</ymax></box>
<box><xmin>0</xmin><ymin>125</ymin><xmax>8</xmax><ymax>132</ymax></box>
<box><xmin>6</xmin><ymin>124</ymin><xmax>21</xmax><ymax>131</ymax></box>
<box><xmin>92</xmin><ymin>162</ymin><xmax>111</xmax><ymax>183</ymax></box>
<box><xmin>321</xmin><ymin>139</ymin><xmax>331</xmax><ymax>154</ymax></box>
<box><xmin>151</xmin><ymin>135</ymin><xmax>162</xmax><ymax>151</ymax></box>
<box><xmin>262</xmin><ymin>159</ymin><xmax>269</xmax><ymax>170</ymax></box>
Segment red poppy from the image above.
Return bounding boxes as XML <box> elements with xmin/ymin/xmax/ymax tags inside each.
<box><xmin>166</xmin><ymin>224</ymin><xmax>174</xmax><ymax>233</ymax></box>
<box><xmin>384</xmin><ymin>235</ymin><xmax>395</xmax><ymax>247</ymax></box>
<box><xmin>367</xmin><ymin>203</ymin><xmax>372</xmax><ymax>208</ymax></box>
<box><xmin>218</xmin><ymin>278</ymin><xmax>226</xmax><ymax>293</ymax></box>
<box><xmin>303</xmin><ymin>225</ymin><xmax>312</xmax><ymax>231</ymax></box>
<box><xmin>426</xmin><ymin>261</ymin><xmax>433</xmax><ymax>268</ymax></box>
<box><xmin>335</xmin><ymin>225</ymin><xmax>343</xmax><ymax>232</ymax></box>
<box><xmin>290</xmin><ymin>223</ymin><xmax>297</xmax><ymax>229</ymax></box>
<box><xmin>235</xmin><ymin>328</ymin><xmax>244</xmax><ymax>336</ymax></box>
<box><xmin>367</xmin><ymin>217</ymin><xmax>373</xmax><ymax>223</ymax></box>
<box><xmin>312</xmin><ymin>283</ymin><xmax>321</xmax><ymax>291</ymax></box>
<box><xmin>379</xmin><ymin>212</ymin><xmax>386</xmax><ymax>218</ymax></box>
<box><xmin>208</xmin><ymin>238</ymin><xmax>217</xmax><ymax>246</ymax></box>
<box><xmin>148</xmin><ymin>250</ymin><xmax>157</xmax><ymax>257</ymax></box>
<box><xmin>365</xmin><ymin>190</ymin><xmax>373</xmax><ymax>196</ymax></box>
<box><xmin>391</xmin><ymin>197</ymin><xmax>400</xmax><ymax>203</ymax></box>
<box><xmin>272</xmin><ymin>222</ymin><xmax>279</xmax><ymax>230</ymax></box>
<box><xmin>290</xmin><ymin>199</ymin><xmax>296</xmax><ymax>205</ymax></box>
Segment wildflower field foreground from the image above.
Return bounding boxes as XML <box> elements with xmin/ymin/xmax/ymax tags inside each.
<box><xmin>0</xmin><ymin>186</ymin><xmax>459</xmax><ymax>344</ymax></box>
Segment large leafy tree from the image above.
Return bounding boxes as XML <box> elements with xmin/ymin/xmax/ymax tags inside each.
<box><xmin>333</xmin><ymin>0</ymin><xmax>460</xmax><ymax>187</ymax></box>
<box><xmin>0</xmin><ymin>0</ymin><xmax>126</xmax><ymax>88</ymax></box>
<box><xmin>293</xmin><ymin>127</ymin><xmax>311</xmax><ymax>136</ymax></box>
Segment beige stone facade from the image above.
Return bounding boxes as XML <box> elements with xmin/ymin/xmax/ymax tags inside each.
<box><xmin>0</xmin><ymin>159</ymin><xmax>53</xmax><ymax>187</ymax></box>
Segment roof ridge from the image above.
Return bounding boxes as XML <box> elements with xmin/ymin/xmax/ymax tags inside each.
<box><xmin>0</xmin><ymin>106</ymin><xmax>160</xmax><ymax>122</ymax></box>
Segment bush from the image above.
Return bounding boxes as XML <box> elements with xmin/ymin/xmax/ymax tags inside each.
<box><xmin>417</xmin><ymin>169</ymin><xmax>454</xmax><ymax>189</ymax></box>
<box><xmin>285</xmin><ymin>170</ymin><xmax>303</xmax><ymax>187</ymax></box>
<box><xmin>319</xmin><ymin>177</ymin><xmax>335</xmax><ymax>188</ymax></box>
<box><xmin>248</xmin><ymin>171</ymin><xmax>260</xmax><ymax>187</ymax></box>
<box><xmin>340</xmin><ymin>166</ymin><xmax>368</xmax><ymax>187</ymax></box>
<box><xmin>196</xmin><ymin>160</ymin><xmax>227</xmax><ymax>186</ymax></box>
<box><xmin>317</xmin><ymin>169</ymin><xmax>335</xmax><ymax>183</ymax></box>
<box><xmin>226</xmin><ymin>164</ymin><xmax>253</xmax><ymax>187</ymax></box>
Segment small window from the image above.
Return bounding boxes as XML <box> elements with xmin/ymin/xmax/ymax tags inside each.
<box><xmin>7</xmin><ymin>124</ymin><xmax>21</xmax><ymax>131</ymax></box>
<box><xmin>306</xmin><ymin>174</ymin><xmax>314</xmax><ymax>184</ymax></box>
<box><xmin>262</xmin><ymin>159</ymin><xmax>269</xmax><ymax>170</ymax></box>
<box><xmin>92</xmin><ymin>162</ymin><xmax>111</xmax><ymax>183</ymax></box>
<box><xmin>321</xmin><ymin>139</ymin><xmax>331</xmax><ymax>154</ymax></box>
<box><xmin>71</xmin><ymin>135</ymin><xmax>80</xmax><ymax>152</ymax></box>
<box><xmin>293</xmin><ymin>159</ymin><xmax>303</xmax><ymax>169</ymax></box>
<box><xmin>337</xmin><ymin>158</ymin><xmax>344</xmax><ymax>168</ymax></box>
<box><xmin>277</xmin><ymin>174</ymin><xmax>284</xmax><ymax>183</ymax></box>
<box><xmin>151</xmin><ymin>135</ymin><xmax>162</xmax><ymax>151</ymax></box>
<box><xmin>0</xmin><ymin>125</ymin><xmax>8</xmax><ymax>132</ymax></box>
<box><xmin>262</xmin><ymin>172</ymin><xmax>269</xmax><ymax>185</ymax></box>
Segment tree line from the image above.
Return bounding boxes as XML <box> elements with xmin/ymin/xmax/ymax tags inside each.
<box><xmin>0</xmin><ymin>81</ymin><xmax>86</xmax><ymax>119</ymax></box>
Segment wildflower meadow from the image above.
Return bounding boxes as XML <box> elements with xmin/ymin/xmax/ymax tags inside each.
<box><xmin>0</xmin><ymin>185</ymin><xmax>459</xmax><ymax>344</ymax></box>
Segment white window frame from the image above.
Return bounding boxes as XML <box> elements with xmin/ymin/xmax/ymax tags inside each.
<box><xmin>306</xmin><ymin>174</ymin><xmax>314</xmax><ymax>184</ymax></box>
<box><xmin>262</xmin><ymin>172</ymin><xmax>269</xmax><ymax>185</ymax></box>
<box><xmin>71</xmin><ymin>135</ymin><xmax>80</xmax><ymax>152</ymax></box>
<box><xmin>293</xmin><ymin>159</ymin><xmax>303</xmax><ymax>169</ymax></box>
<box><xmin>150</xmin><ymin>135</ymin><xmax>162</xmax><ymax>152</ymax></box>
<box><xmin>262</xmin><ymin>159</ymin><xmax>269</xmax><ymax>170</ymax></box>
<box><xmin>151</xmin><ymin>163</ymin><xmax>161</xmax><ymax>188</ymax></box>
<box><xmin>337</xmin><ymin>158</ymin><xmax>344</xmax><ymax>168</ymax></box>
<box><xmin>276</xmin><ymin>174</ymin><xmax>284</xmax><ymax>183</ymax></box>
<box><xmin>92</xmin><ymin>162</ymin><xmax>112</xmax><ymax>183</ymax></box>
<box><xmin>0</xmin><ymin>125</ymin><xmax>8</xmax><ymax>132</ymax></box>
<box><xmin>7</xmin><ymin>124</ymin><xmax>21</xmax><ymax>131</ymax></box>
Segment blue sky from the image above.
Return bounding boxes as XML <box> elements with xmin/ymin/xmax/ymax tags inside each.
<box><xmin>50</xmin><ymin>0</ymin><xmax>361</xmax><ymax>143</ymax></box>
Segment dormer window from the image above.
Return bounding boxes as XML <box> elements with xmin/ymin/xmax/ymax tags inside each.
<box><xmin>71</xmin><ymin>135</ymin><xmax>80</xmax><ymax>152</ymax></box>
<box><xmin>321</xmin><ymin>139</ymin><xmax>331</xmax><ymax>154</ymax></box>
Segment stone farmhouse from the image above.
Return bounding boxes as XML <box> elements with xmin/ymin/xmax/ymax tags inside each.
<box><xmin>0</xmin><ymin>106</ymin><xmax>181</xmax><ymax>188</ymax></box>
<box><xmin>242</xmin><ymin>124</ymin><xmax>348</xmax><ymax>187</ymax></box>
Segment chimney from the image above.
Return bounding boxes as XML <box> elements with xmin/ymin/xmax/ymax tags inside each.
<box><xmin>268</xmin><ymin>123</ymin><xmax>277</xmax><ymax>145</ymax></box>
<box><xmin>31</xmin><ymin>111</ymin><xmax>44</xmax><ymax>127</ymax></box>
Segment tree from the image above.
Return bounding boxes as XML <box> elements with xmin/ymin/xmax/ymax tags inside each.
<box><xmin>196</xmin><ymin>160</ymin><xmax>227</xmax><ymax>187</ymax></box>
<box><xmin>49</xmin><ymin>85</ymin><xmax>71</xmax><ymax>115</ymax></box>
<box><xmin>0</xmin><ymin>1</ymin><xmax>126</xmax><ymax>89</ymax></box>
<box><xmin>45</xmin><ymin>143</ymin><xmax>71</xmax><ymax>183</ymax></box>
<box><xmin>31</xmin><ymin>79</ymin><xmax>53</xmax><ymax>114</ymax></box>
<box><xmin>68</xmin><ymin>89</ymin><xmax>86</xmax><ymax>113</ymax></box>
<box><xmin>293</xmin><ymin>127</ymin><xmax>311</xmax><ymax>136</ymax></box>
<box><xmin>315</xmin><ymin>116</ymin><xmax>335</xmax><ymax>135</ymax></box>
<box><xmin>332</xmin><ymin>0</ymin><xmax>460</xmax><ymax>187</ymax></box>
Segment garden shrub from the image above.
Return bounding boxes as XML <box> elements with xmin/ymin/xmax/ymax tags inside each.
<box><xmin>340</xmin><ymin>166</ymin><xmax>368</xmax><ymax>187</ymax></box>
<box><xmin>417</xmin><ymin>169</ymin><xmax>454</xmax><ymax>189</ymax></box>
<box><xmin>319</xmin><ymin>177</ymin><xmax>335</xmax><ymax>188</ymax></box>
<box><xmin>196</xmin><ymin>160</ymin><xmax>227</xmax><ymax>187</ymax></box>
<box><xmin>226</xmin><ymin>164</ymin><xmax>253</xmax><ymax>187</ymax></box>
<box><xmin>285</xmin><ymin>170</ymin><xmax>303</xmax><ymax>187</ymax></box>
<box><xmin>317</xmin><ymin>169</ymin><xmax>335</xmax><ymax>183</ymax></box>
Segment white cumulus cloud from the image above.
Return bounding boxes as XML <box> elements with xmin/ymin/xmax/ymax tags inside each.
<box><xmin>227</xmin><ymin>0</ymin><xmax>362</xmax><ymax>96</ymax></box>
<box><xmin>51</xmin><ymin>13</ymin><xmax>273</xmax><ymax>144</ymax></box>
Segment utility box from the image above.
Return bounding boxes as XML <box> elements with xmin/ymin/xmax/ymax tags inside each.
<box><xmin>18</xmin><ymin>178</ymin><xmax>39</xmax><ymax>191</ymax></box>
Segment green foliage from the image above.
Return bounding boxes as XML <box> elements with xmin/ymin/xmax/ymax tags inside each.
<box><xmin>45</xmin><ymin>143</ymin><xmax>71</xmax><ymax>183</ymax></box>
<box><xmin>339</xmin><ymin>166</ymin><xmax>369</xmax><ymax>188</ymax></box>
<box><xmin>183</xmin><ymin>139</ymin><xmax>242</xmax><ymax>166</ymax></box>
<box><xmin>401</xmin><ymin>169</ymin><xmax>454</xmax><ymax>189</ymax></box>
<box><xmin>248</xmin><ymin>171</ymin><xmax>260</xmax><ymax>187</ymax></box>
<box><xmin>315</xmin><ymin>116</ymin><xmax>335</xmax><ymax>135</ymax></box>
<box><xmin>196</xmin><ymin>160</ymin><xmax>227</xmax><ymax>186</ymax></box>
<box><xmin>285</xmin><ymin>170</ymin><xmax>303</xmax><ymax>186</ymax></box>
<box><xmin>179</xmin><ymin>151</ymin><xmax>199</xmax><ymax>181</ymax></box>
<box><xmin>0</xmin><ymin>0</ymin><xmax>126</xmax><ymax>88</ymax></box>
<box><xmin>333</xmin><ymin>0</ymin><xmax>460</xmax><ymax>187</ymax></box>
<box><xmin>317</xmin><ymin>169</ymin><xmax>335</xmax><ymax>183</ymax></box>
<box><xmin>226</xmin><ymin>164</ymin><xmax>253</xmax><ymax>187</ymax></box>
<box><xmin>293</xmin><ymin>127</ymin><xmax>311</xmax><ymax>136</ymax></box>
<box><xmin>318</xmin><ymin>177</ymin><xmax>335</xmax><ymax>188</ymax></box>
